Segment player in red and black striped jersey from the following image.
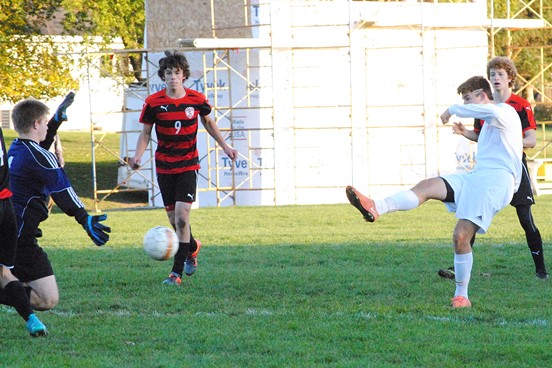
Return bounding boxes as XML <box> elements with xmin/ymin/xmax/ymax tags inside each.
<box><xmin>138</xmin><ymin>87</ymin><xmax>210</xmax><ymax>174</ymax></box>
<box><xmin>439</xmin><ymin>56</ymin><xmax>548</xmax><ymax>279</ymax></box>
<box><xmin>130</xmin><ymin>51</ymin><xmax>237</xmax><ymax>285</ymax></box>
<box><xmin>0</xmin><ymin>126</ymin><xmax>49</xmax><ymax>336</ymax></box>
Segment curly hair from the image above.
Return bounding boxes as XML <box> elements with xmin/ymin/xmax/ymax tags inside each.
<box><xmin>486</xmin><ymin>56</ymin><xmax>517</xmax><ymax>88</ymax></box>
<box><xmin>157</xmin><ymin>50</ymin><xmax>191</xmax><ymax>81</ymax></box>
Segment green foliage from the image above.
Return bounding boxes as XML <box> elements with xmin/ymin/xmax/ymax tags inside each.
<box><xmin>61</xmin><ymin>0</ymin><xmax>145</xmax><ymax>83</ymax></box>
<box><xmin>0</xmin><ymin>1</ymin><xmax>79</xmax><ymax>103</ymax></box>
<box><xmin>0</xmin><ymin>0</ymin><xmax>145</xmax><ymax>103</ymax></box>
<box><xmin>490</xmin><ymin>0</ymin><xmax>552</xmax><ymax>84</ymax></box>
<box><xmin>534</xmin><ymin>103</ymin><xmax>552</xmax><ymax>122</ymax></box>
<box><xmin>61</xmin><ymin>0</ymin><xmax>144</xmax><ymax>49</ymax></box>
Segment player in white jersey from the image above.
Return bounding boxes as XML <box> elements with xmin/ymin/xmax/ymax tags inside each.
<box><xmin>438</xmin><ymin>56</ymin><xmax>548</xmax><ymax>280</ymax></box>
<box><xmin>346</xmin><ymin>76</ymin><xmax>523</xmax><ymax>308</ymax></box>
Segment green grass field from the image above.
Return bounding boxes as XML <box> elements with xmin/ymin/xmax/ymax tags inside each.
<box><xmin>1</xmin><ymin>130</ymin><xmax>551</xmax><ymax>367</ymax></box>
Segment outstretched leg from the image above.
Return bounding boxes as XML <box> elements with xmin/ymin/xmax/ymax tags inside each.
<box><xmin>346</xmin><ymin>177</ymin><xmax>448</xmax><ymax>221</ymax></box>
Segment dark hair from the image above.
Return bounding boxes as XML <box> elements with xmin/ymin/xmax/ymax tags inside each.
<box><xmin>11</xmin><ymin>98</ymin><xmax>49</xmax><ymax>134</ymax></box>
<box><xmin>486</xmin><ymin>56</ymin><xmax>517</xmax><ymax>88</ymax></box>
<box><xmin>457</xmin><ymin>76</ymin><xmax>493</xmax><ymax>100</ymax></box>
<box><xmin>157</xmin><ymin>51</ymin><xmax>191</xmax><ymax>81</ymax></box>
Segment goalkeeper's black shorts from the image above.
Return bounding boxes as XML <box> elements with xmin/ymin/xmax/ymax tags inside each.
<box><xmin>12</xmin><ymin>242</ymin><xmax>54</xmax><ymax>283</ymax></box>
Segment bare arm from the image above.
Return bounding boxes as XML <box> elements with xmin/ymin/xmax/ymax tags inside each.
<box><xmin>523</xmin><ymin>129</ymin><xmax>537</xmax><ymax>149</ymax></box>
<box><xmin>201</xmin><ymin>115</ymin><xmax>238</xmax><ymax>160</ymax></box>
<box><xmin>440</xmin><ymin>108</ymin><xmax>452</xmax><ymax>125</ymax></box>
<box><xmin>452</xmin><ymin>122</ymin><xmax>479</xmax><ymax>142</ymax></box>
<box><xmin>129</xmin><ymin>124</ymin><xmax>153</xmax><ymax>169</ymax></box>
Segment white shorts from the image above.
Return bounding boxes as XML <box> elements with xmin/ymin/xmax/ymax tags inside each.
<box><xmin>441</xmin><ymin>169</ymin><xmax>515</xmax><ymax>234</ymax></box>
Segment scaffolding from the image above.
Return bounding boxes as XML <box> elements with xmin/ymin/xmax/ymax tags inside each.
<box><xmin>489</xmin><ymin>0</ymin><xmax>552</xmax><ymax>102</ymax></box>
<box><xmin>488</xmin><ymin>0</ymin><xmax>552</xmax><ymax>193</ymax></box>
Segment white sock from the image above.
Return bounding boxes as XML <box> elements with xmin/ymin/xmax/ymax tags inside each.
<box><xmin>454</xmin><ymin>252</ymin><xmax>473</xmax><ymax>298</ymax></box>
<box><xmin>375</xmin><ymin>190</ymin><xmax>419</xmax><ymax>215</ymax></box>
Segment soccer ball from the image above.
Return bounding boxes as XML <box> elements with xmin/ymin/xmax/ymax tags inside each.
<box><xmin>143</xmin><ymin>226</ymin><xmax>179</xmax><ymax>260</ymax></box>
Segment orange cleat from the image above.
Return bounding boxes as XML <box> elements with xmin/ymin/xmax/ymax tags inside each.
<box><xmin>451</xmin><ymin>295</ymin><xmax>472</xmax><ymax>308</ymax></box>
<box><xmin>185</xmin><ymin>240</ymin><xmax>202</xmax><ymax>276</ymax></box>
<box><xmin>162</xmin><ymin>272</ymin><xmax>182</xmax><ymax>285</ymax></box>
<box><xmin>345</xmin><ymin>186</ymin><xmax>379</xmax><ymax>222</ymax></box>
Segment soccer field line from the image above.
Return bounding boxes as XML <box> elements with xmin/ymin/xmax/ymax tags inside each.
<box><xmin>0</xmin><ymin>306</ymin><xmax>548</xmax><ymax>327</ymax></box>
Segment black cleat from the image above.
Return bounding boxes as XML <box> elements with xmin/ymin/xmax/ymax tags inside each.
<box><xmin>438</xmin><ymin>266</ymin><xmax>455</xmax><ymax>280</ymax></box>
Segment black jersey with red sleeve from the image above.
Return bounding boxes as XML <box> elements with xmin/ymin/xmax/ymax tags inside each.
<box><xmin>473</xmin><ymin>93</ymin><xmax>536</xmax><ymax>134</ymax></box>
<box><xmin>139</xmin><ymin>89</ymin><xmax>212</xmax><ymax>174</ymax></box>
<box><xmin>0</xmin><ymin>128</ymin><xmax>12</xmax><ymax>199</ymax></box>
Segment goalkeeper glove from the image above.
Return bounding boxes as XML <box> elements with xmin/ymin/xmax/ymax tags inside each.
<box><xmin>53</xmin><ymin>92</ymin><xmax>75</xmax><ymax>123</ymax></box>
<box><xmin>80</xmin><ymin>214</ymin><xmax>111</xmax><ymax>246</ymax></box>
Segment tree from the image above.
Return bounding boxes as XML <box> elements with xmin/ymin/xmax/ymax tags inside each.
<box><xmin>490</xmin><ymin>0</ymin><xmax>552</xmax><ymax>101</ymax></box>
<box><xmin>0</xmin><ymin>0</ymin><xmax>146</xmax><ymax>104</ymax></box>
<box><xmin>61</xmin><ymin>0</ymin><xmax>146</xmax><ymax>83</ymax></box>
<box><xmin>0</xmin><ymin>0</ymin><xmax>78</xmax><ymax>103</ymax></box>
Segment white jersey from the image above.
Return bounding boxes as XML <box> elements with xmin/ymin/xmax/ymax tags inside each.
<box><xmin>449</xmin><ymin>103</ymin><xmax>522</xmax><ymax>191</ymax></box>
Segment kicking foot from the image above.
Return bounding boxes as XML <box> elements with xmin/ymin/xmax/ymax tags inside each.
<box><xmin>345</xmin><ymin>186</ymin><xmax>379</xmax><ymax>222</ymax></box>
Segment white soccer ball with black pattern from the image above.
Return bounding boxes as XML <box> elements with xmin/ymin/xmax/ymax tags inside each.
<box><xmin>143</xmin><ymin>226</ymin><xmax>179</xmax><ymax>260</ymax></box>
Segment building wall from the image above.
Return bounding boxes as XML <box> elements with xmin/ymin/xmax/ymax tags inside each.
<box><xmin>145</xmin><ymin>0</ymin><xmax>249</xmax><ymax>49</ymax></box>
<box><xmin>137</xmin><ymin>1</ymin><xmax>489</xmax><ymax>206</ymax></box>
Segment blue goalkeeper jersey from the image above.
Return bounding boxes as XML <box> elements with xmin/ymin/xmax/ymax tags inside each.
<box><xmin>8</xmin><ymin>138</ymin><xmax>86</xmax><ymax>242</ymax></box>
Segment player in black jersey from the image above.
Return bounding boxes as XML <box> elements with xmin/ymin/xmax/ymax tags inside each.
<box><xmin>0</xmin><ymin>125</ymin><xmax>48</xmax><ymax>337</ymax></box>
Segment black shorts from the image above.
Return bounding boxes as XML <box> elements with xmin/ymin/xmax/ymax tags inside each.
<box><xmin>157</xmin><ymin>170</ymin><xmax>198</xmax><ymax>211</ymax></box>
<box><xmin>440</xmin><ymin>177</ymin><xmax>455</xmax><ymax>203</ymax></box>
<box><xmin>511</xmin><ymin>155</ymin><xmax>534</xmax><ymax>207</ymax></box>
<box><xmin>0</xmin><ymin>198</ymin><xmax>18</xmax><ymax>267</ymax></box>
<box><xmin>11</xmin><ymin>240</ymin><xmax>54</xmax><ymax>283</ymax></box>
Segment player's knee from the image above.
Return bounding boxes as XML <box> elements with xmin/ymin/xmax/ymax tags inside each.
<box><xmin>32</xmin><ymin>294</ymin><xmax>59</xmax><ymax>311</ymax></box>
<box><xmin>175</xmin><ymin>216</ymin><xmax>188</xmax><ymax>230</ymax></box>
<box><xmin>453</xmin><ymin>233</ymin><xmax>472</xmax><ymax>252</ymax></box>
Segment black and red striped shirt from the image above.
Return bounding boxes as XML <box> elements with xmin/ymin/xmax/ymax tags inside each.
<box><xmin>139</xmin><ymin>88</ymin><xmax>212</xmax><ymax>174</ymax></box>
<box><xmin>0</xmin><ymin>128</ymin><xmax>12</xmax><ymax>199</ymax></box>
<box><xmin>474</xmin><ymin>93</ymin><xmax>536</xmax><ymax>134</ymax></box>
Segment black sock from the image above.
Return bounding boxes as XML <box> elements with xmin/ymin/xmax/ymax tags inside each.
<box><xmin>3</xmin><ymin>281</ymin><xmax>33</xmax><ymax>320</ymax></box>
<box><xmin>172</xmin><ymin>242</ymin><xmax>191</xmax><ymax>275</ymax></box>
<box><xmin>516</xmin><ymin>206</ymin><xmax>546</xmax><ymax>273</ymax></box>
<box><xmin>527</xmin><ymin>234</ymin><xmax>546</xmax><ymax>273</ymax></box>
<box><xmin>25</xmin><ymin>286</ymin><xmax>32</xmax><ymax>299</ymax></box>
<box><xmin>0</xmin><ymin>286</ymin><xmax>15</xmax><ymax>307</ymax></box>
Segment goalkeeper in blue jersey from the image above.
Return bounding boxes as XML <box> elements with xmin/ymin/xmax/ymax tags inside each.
<box><xmin>7</xmin><ymin>95</ymin><xmax>110</xmax><ymax>315</ymax></box>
